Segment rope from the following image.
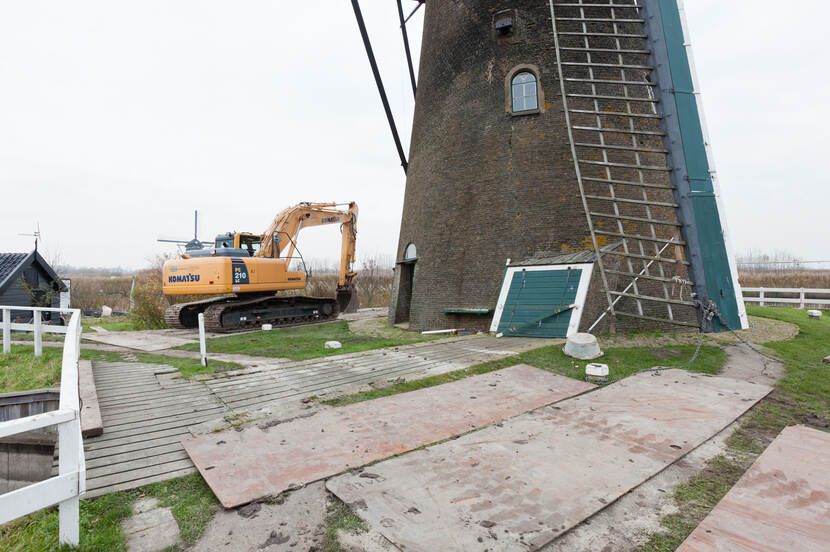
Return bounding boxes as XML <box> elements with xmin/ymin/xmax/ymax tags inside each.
<box><xmin>639</xmin><ymin>330</ymin><xmax>705</xmax><ymax>374</ymax></box>
<box><xmin>640</xmin><ymin>301</ymin><xmax>782</xmax><ymax>375</ymax></box>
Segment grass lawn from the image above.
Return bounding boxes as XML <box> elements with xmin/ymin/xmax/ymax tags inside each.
<box><xmin>636</xmin><ymin>306</ymin><xmax>830</xmax><ymax>551</ymax></box>
<box><xmin>79</xmin><ymin>350</ymin><xmax>242</xmax><ymax>379</ymax></box>
<box><xmin>326</xmin><ymin>339</ymin><xmax>725</xmax><ymax>406</ymax></box>
<box><xmin>324</xmin><ymin>498</ymin><xmax>368</xmax><ymax>552</ymax></box>
<box><xmin>0</xmin><ymin>346</ymin><xmax>242</xmax><ymax>394</ymax></box>
<box><xmin>175</xmin><ymin>320</ymin><xmax>439</xmax><ymax>360</ymax></box>
<box><xmin>81</xmin><ymin>315</ymin><xmax>145</xmax><ymax>332</ymax></box>
<box><xmin>0</xmin><ymin>346</ymin><xmax>63</xmax><ymax>393</ymax></box>
<box><xmin>0</xmin><ymin>473</ymin><xmax>218</xmax><ymax>552</ymax></box>
<box><xmin>7</xmin><ymin>331</ymin><xmax>67</xmax><ymax>343</ymax></box>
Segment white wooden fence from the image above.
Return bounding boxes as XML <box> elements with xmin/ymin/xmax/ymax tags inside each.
<box><xmin>0</xmin><ymin>306</ymin><xmax>86</xmax><ymax>546</ymax></box>
<box><xmin>2</xmin><ymin>305</ymin><xmax>69</xmax><ymax>356</ymax></box>
<box><xmin>743</xmin><ymin>287</ymin><xmax>830</xmax><ymax>309</ymax></box>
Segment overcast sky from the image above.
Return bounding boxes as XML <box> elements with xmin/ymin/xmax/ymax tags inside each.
<box><xmin>1</xmin><ymin>1</ymin><xmax>827</xmax><ymax>269</ymax></box>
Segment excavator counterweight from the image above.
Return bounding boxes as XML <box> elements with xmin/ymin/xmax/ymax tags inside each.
<box><xmin>162</xmin><ymin>202</ymin><xmax>359</xmax><ymax>332</ymax></box>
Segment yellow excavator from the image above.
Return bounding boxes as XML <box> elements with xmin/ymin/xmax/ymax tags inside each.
<box><xmin>162</xmin><ymin>202</ymin><xmax>358</xmax><ymax>332</ymax></box>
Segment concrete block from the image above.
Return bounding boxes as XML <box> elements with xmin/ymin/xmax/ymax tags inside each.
<box><xmin>564</xmin><ymin>333</ymin><xmax>603</xmax><ymax>360</ymax></box>
<box><xmin>133</xmin><ymin>497</ymin><xmax>160</xmax><ymax>514</ymax></box>
<box><xmin>123</xmin><ymin>505</ymin><xmax>180</xmax><ymax>552</ymax></box>
<box><xmin>192</xmin><ymin>482</ymin><xmax>328</xmax><ymax>552</ymax></box>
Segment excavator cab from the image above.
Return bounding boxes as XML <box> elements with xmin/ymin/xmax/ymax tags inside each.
<box><xmin>214</xmin><ymin>233</ymin><xmax>234</xmax><ymax>249</ymax></box>
<box><xmin>238</xmin><ymin>234</ymin><xmax>262</xmax><ymax>257</ymax></box>
<box><xmin>213</xmin><ymin>232</ymin><xmax>262</xmax><ymax>257</ymax></box>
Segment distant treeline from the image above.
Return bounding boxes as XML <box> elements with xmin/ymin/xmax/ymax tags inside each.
<box><xmin>738</xmin><ymin>270</ymin><xmax>830</xmax><ymax>290</ymax></box>
<box><xmin>57</xmin><ymin>266</ymin><xmax>135</xmax><ymax>277</ymax></box>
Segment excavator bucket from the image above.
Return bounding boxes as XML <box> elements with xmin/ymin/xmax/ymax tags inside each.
<box><xmin>337</xmin><ymin>285</ymin><xmax>360</xmax><ymax>314</ymax></box>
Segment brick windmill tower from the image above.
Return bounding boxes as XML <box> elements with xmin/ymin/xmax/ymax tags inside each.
<box><xmin>380</xmin><ymin>0</ymin><xmax>746</xmax><ymax>336</ymax></box>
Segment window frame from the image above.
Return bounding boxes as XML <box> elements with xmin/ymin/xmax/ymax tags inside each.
<box><xmin>505</xmin><ymin>65</ymin><xmax>544</xmax><ymax>116</ymax></box>
<box><xmin>402</xmin><ymin>243</ymin><xmax>417</xmax><ymax>262</ymax></box>
<box><xmin>511</xmin><ymin>71</ymin><xmax>539</xmax><ymax>113</ymax></box>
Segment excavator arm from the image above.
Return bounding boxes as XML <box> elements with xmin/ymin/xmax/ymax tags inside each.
<box><xmin>258</xmin><ymin>202</ymin><xmax>360</xmax><ymax>311</ymax></box>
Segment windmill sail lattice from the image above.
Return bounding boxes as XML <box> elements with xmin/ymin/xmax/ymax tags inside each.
<box><xmin>549</xmin><ymin>0</ymin><xmax>744</xmax><ymax>332</ymax></box>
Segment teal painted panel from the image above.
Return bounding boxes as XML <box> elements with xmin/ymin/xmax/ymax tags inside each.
<box><xmin>658</xmin><ymin>0</ymin><xmax>741</xmax><ymax>332</ymax></box>
<box><xmin>497</xmin><ymin>269</ymin><xmax>581</xmax><ymax>338</ymax></box>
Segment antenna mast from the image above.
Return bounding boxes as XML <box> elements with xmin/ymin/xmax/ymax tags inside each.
<box><xmin>18</xmin><ymin>222</ymin><xmax>42</xmax><ymax>251</ymax></box>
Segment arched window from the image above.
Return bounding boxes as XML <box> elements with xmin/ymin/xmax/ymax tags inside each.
<box><xmin>403</xmin><ymin>243</ymin><xmax>417</xmax><ymax>261</ymax></box>
<box><xmin>511</xmin><ymin>71</ymin><xmax>538</xmax><ymax>112</ymax></box>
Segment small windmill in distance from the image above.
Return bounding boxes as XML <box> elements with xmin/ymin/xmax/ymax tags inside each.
<box><xmin>157</xmin><ymin>210</ymin><xmax>207</xmax><ymax>252</ymax></box>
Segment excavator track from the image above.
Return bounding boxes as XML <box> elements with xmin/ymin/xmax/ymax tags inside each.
<box><xmin>164</xmin><ymin>296</ymin><xmax>230</xmax><ymax>329</ymax></box>
<box><xmin>202</xmin><ymin>295</ymin><xmax>340</xmax><ymax>333</ymax></box>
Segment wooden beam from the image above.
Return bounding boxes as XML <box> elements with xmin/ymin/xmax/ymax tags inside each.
<box><xmin>78</xmin><ymin>361</ymin><xmax>103</xmax><ymax>438</ymax></box>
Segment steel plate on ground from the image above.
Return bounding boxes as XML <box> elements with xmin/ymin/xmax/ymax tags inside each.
<box><xmin>183</xmin><ymin>364</ymin><xmax>595</xmax><ymax>508</ymax></box>
<box><xmin>327</xmin><ymin>370</ymin><xmax>772</xmax><ymax>552</ymax></box>
<box><xmin>678</xmin><ymin>425</ymin><xmax>830</xmax><ymax>552</ymax></box>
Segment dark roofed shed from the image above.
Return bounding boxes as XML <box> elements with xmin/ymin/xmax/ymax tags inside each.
<box><xmin>0</xmin><ymin>251</ymin><xmax>67</xmax><ymax>322</ymax></box>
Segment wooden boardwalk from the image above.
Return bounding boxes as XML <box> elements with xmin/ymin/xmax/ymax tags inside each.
<box><xmin>81</xmin><ymin>362</ymin><xmax>227</xmax><ymax>497</ymax></box>
<box><xmin>205</xmin><ymin>336</ymin><xmax>548</xmax><ymax>411</ymax></box>
<box><xmin>77</xmin><ymin>336</ymin><xmax>550</xmax><ymax>497</ymax></box>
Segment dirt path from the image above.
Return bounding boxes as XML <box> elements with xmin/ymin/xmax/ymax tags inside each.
<box><xmin>598</xmin><ymin>315</ymin><xmax>797</xmax><ymax>349</ymax></box>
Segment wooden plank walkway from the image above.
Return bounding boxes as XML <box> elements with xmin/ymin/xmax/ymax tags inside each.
<box><xmin>205</xmin><ymin>336</ymin><xmax>548</xmax><ymax>411</ymax></box>
<box><xmin>75</xmin><ymin>336</ymin><xmax>550</xmax><ymax>497</ymax></box>
<box><xmin>80</xmin><ymin>362</ymin><xmax>227</xmax><ymax>497</ymax></box>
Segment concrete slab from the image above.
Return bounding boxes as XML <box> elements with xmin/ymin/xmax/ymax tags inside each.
<box><xmin>337</xmin><ymin>529</ymin><xmax>400</xmax><ymax>552</ymax></box>
<box><xmin>183</xmin><ymin>365</ymin><xmax>595</xmax><ymax>508</ymax></box>
<box><xmin>192</xmin><ymin>481</ymin><xmax>329</xmax><ymax>552</ymax></box>
<box><xmin>122</xmin><ymin>501</ymin><xmax>180</xmax><ymax>552</ymax></box>
<box><xmin>83</xmin><ymin>314</ymin><xmax>384</xmax><ymax>352</ymax></box>
<box><xmin>133</xmin><ymin>497</ymin><xmax>160</xmax><ymax>514</ymax></box>
<box><xmin>340</xmin><ymin>307</ymin><xmax>388</xmax><ymax>322</ymax></box>
<box><xmin>83</xmin><ymin>330</ymin><xmax>195</xmax><ymax>351</ymax></box>
<box><xmin>677</xmin><ymin>425</ymin><xmax>830</xmax><ymax>552</ymax></box>
<box><xmin>719</xmin><ymin>343</ymin><xmax>783</xmax><ymax>387</ymax></box>
<box><xmin>327</xmin><ymin>370</ymin><xmax>772</xmax><ymax>552</ymax></box>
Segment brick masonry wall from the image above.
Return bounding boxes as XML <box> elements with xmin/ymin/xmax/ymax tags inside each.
<box><xmin>389</xmin><ymin>0</ymin><xmax>698</xmax><ymax>333</ymax></box>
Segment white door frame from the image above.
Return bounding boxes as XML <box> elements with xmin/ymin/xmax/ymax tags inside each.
<box><xmin>490</xmin><ymin>263</ymin><xmax>595</xmax><ymax>337</ymax></box>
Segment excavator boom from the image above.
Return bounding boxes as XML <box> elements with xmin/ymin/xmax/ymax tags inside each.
<box><xmin>258</xmin><ymin>202</ymin><xmax>358</xmax><ymax>289</ymax></box>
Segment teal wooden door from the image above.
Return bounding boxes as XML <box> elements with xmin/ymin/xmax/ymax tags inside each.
<box><xmin>497</xmin><ymin>268</ymin><xmax>582</xmax><ymax>337</ymax></box>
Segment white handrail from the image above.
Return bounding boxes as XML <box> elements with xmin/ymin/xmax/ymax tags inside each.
<box><xmin>742</xmin><ymin>287</ymin><xmax>830</xmax><ymax>308</ymax></box>
<box><xmin>742</xmin><ymin>287</ymin><xmax>830</xmax><ymax>294</ymax></box>
<box><xmin>0</xmin><ymin>306</ymin><xmax>85</xmax><ymax>546</ymax></box>
<box><xmin>2</xmin><ymin>305</ymin><xmax>75</xmax><ymax>356</ymax></box>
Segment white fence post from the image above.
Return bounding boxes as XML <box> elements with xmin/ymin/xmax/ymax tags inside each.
<box><xmin>198</xmin><ymin>313</ymin><xmax>207</xmax><ymax>367</ymax></box>
<box><xmin>58</xmin><ymin>310</ymin><xmax>82</xmax><ymax>546</ymax></box>
<box><xmin>57</xmin><ymin>423</ymin><xmax>80</xmax><ymax>545</ymax></box>
<box><xmin>759</xmin><ymin>289</ymin><xmax>765</xmax><ymax>307</ymax></box>
<box><xmin>800</xmin><ymin>288</ymin><xmax>806</xmax><ymax>309</ymax></box>
<box><xmin>0</xmin><ymin>307</ymin><xmax>84</xmax><ymax>546</ymax></box>
<box><xmin>34</xmin><ymin>310</ymin><xmax>42</xmax><ymax>357</ymax></box>
<box><xmin>2</xmin><ymin>308</ymin><xmax>9</xmax><ymax>354</ymax></box>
